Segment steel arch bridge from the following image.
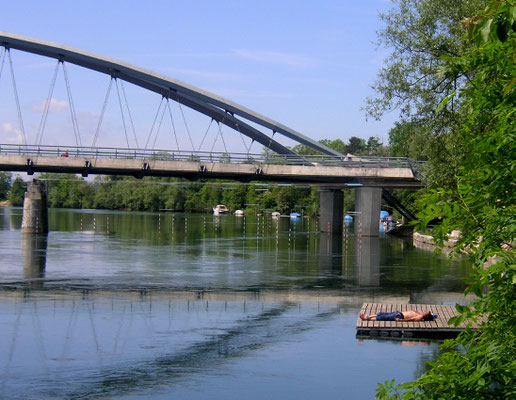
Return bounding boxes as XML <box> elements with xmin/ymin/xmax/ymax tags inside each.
<box><xmin>0</xmin><ymin>31</ymin><xmax>342</xmax><ymax>159</ymax></box>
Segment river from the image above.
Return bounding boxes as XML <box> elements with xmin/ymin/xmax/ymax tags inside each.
<box><xmin>0</xmin><ymin>207</ymin><xmax>473</xmax><ymax>399</ymax></box>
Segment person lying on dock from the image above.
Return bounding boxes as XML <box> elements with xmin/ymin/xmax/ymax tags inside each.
<box><xmin>359</xmin><ymin>310</ymin><xmax>436</xmax><ymax>322</ymax></box>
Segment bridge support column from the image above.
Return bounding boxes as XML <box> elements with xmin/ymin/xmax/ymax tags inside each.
<box><xmin>319</xmin><ymin>189</ymin><xmax>343</xmax><ymax>234</ymax></box>
<box><xmin>21</xmin><ymin>180</ymin><xmax>48</xmax><ymax>234</ymax></box>
<box><xmin>354</xmin><ymin>187</ymin><xmax>382</xmax><ymax>237</ymax></box>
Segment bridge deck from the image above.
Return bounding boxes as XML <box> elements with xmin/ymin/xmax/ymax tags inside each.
<box><xmin>356</xmin><ymin>303</ymin><xmax>486</xmax><ymax>339</ymax></box>
<box><xmin>0</xmin><ymin>147</ymin><xmax>423</xmax><ymax>188</ymax></box>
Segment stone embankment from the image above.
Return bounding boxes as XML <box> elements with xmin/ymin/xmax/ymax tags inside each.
<box><xmin>414</xmin><ymin>230</ymin><xmax>512</xmax><ymax>268</ymax></box>
<box><xmin>413</xmin><ymin>230</ymin><xmax>461</xmax><ymax>252</ymax></box>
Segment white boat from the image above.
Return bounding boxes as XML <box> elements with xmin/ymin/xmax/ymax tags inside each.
<box><xmin>213</xmin><ymin>205</ymin><xmax>229</xmax><ymax>215</ymax></box>
<box><xmin>234</xmin><ymin>209</ymin><xmax>244</xmax><ymax>216</ymax></box>
<box><xmin>271</xmin><ymin>211</ymin><xmax>280</xmax><ymax>218</ymax></box>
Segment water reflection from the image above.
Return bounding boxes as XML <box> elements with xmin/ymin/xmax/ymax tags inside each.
<box><xmin>354</xmin><ymin>236</ymin><xmax>380</xmax><ymax>286</ymax></box>
<box><xmin>21</xmin><ymin>234</ymin><xmax>47</xmax><ymax>288</ymax></box>
<box><xmin>318</xmin><ymin>233</ymin><xmax>343</xmax><ymax>278</ymax></box>
<box><xmin>0</xmin><ymin>291</ymin><xmax>341</xmax><ymax>400</ymax></box>
<box><xmin>0</xmin><ymin>207</ymin><xmax>474</xmax><ymax>298</ymax></box>
<box><xmin>0</xmin><ymin>207</ymin><xmax>475</xmax><ymax>399</ymax></box>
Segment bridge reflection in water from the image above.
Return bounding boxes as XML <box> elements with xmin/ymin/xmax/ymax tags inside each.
<box><xmin>1</xmin><ymin>290</ymin><xmax>343</xmax><ymax>399</ymax></box>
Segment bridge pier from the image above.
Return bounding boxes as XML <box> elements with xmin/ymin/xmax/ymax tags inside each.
<box><xmin>21</xmin><ymin>180</ymin><xmax>48</xmax><ymax>234</ymax></box>
<box><xmin>319</xmin><ymin>186</ymin><xmax>382</xmax><ymax>236</ymax></box>
<box><xmin>319</xmin><ymin>189</ymin><xmax>344</xmax><ymax>234</ymax></box>
<box><xmin>354</xmin><ymin>187</ymin><xmax>382</xmax><ymax>237</ymax></box>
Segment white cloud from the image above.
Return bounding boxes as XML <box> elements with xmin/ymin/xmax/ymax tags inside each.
<box><xmin>1</xmin><ymin>122</ymin><xmax>25</xmax><ymax>144</ymax></box>
<box><xmin>31</xmin><ymin>98</ymin><xmax>68</xmax><ymax>114</ymax></box>
<box><xmin>231</xmin><ymin>49</ymin><xmax>321</xmax><ymax>68</ymax></box>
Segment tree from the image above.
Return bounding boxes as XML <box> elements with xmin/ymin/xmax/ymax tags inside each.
<box><xmin>389</xmin><ymin>121</ymin><xmax>429</xmax><ymax>159</ymax></box>
<box><xmin>366</xmin><ymin>0</ymin><xmax>486</xmax><ymax>190</ymax></box>
<box><xmin>319</xmin><ymin>138</ymin><xmax>348</xmax><ymax>154</ymax></box>
<box><xmin>9</xmin><ymin>177</ymin><xmax>26</xmax><ymax>206</ymax></box>
<box><xmin>41</xmin><ymin>173</ymin><xmax>88</xmax><ymax>208</ymax></box>
<box><xmin>366</xmin><ymin>0</ymin><xmax>485</xmax><ymax>121</ymax></box>
<box><xmin>0</xmin><ymin>172</ymin><xmax>11</xmax><ymax>200</ymax></box>
<box><xmin>377</xmin><ymin>2</ymin><xmax>515</xmax><ymax>398</ymax></box>
<box><xmin>347</xmin><ymin>136</ymin><xmax>367</xmax><ymax>154</ymax></box>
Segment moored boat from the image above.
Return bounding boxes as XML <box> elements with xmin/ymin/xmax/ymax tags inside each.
<box><xmin>213</xmin><ymin>205</ymin><xmax>229</xmax><ymax>215</ymax></box>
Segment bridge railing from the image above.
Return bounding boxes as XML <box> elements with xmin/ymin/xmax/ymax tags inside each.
<box><xmin>0</xmin><ymin>144</ymin><xmax>423</xmax><ymax>170</ymax></box>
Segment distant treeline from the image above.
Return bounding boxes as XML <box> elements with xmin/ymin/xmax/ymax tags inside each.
<box><xmin>50</xmin><ymin>174</ymin><xmax>327</xmax><ymax>215</ymax></box>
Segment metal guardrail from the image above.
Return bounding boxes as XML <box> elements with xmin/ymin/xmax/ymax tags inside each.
<box><xmin>0</xmin><ymin>144</ymin><xmax>424</xmax><ymax>170</ymax></box>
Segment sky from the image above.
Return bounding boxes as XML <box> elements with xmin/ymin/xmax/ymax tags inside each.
<box><xmin>0</xmin><ymin>0</ymin><xmax>398</xmax><ymax>154</ymax></box>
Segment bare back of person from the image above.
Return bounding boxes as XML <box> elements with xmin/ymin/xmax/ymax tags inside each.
<box><xmin>401</xmin><ymin>310</ymin><xmax>420</xmax><ymax>320</ymax></box>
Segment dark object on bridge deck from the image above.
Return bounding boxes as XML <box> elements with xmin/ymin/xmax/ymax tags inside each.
<box><xmin>356</xmin><ymin>303</ymin><xmax>485</xmax><ymax>339</ymax></box>
<box><xmin>26</xmin><ymin>158</ymin><xmax>34</xmax><ymax>175</ymax></box>
<box><xmin>82</xmin><ymin>160</ymin><xmax>91</xmax><ymax>177</ymax></box>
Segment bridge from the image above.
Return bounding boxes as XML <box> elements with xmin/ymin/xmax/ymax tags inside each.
<box><xmin>0</xmin><ymin>32</ymin><xmax>423</xmax><ymax>236</ymax></box>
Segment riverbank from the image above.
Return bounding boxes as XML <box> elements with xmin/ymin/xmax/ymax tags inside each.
<box><xmin>413</xmin><ymin>230</ymin><xmax>460</xmax><ymax>251</ymax></box>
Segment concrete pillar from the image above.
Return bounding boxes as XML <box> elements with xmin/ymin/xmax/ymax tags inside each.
<box><xmin>355</xmin><ymin>187</ymin><xmax>382</xmax><ymax>237</ymax></box>
<box><xmin>21</xmin><ymin>180</ymin><xmax>48</xmax><ymax>234</ymax></box>
<box><xmin>319</xmin><ymin>189</ymin><xmax>343</xmax><ymax>233</ymax></box>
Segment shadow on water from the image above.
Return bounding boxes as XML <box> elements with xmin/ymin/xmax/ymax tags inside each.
<box><xmin>67</xmin><ymin>305</ymin><xmax>338</xmax><ymax>399</ymax></box>
<box><xmin>21</xmin><ymin>234</ymin><xmax>47</xmax><ymax>289</ymax></box>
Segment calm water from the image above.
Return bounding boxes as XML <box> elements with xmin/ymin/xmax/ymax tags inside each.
<box><xmin>0</xmin><ymin>207</ymin><xmax>473</xmax><ymax>399</ymax></box>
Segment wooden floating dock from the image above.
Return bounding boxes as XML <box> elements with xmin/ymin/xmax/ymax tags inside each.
<box><xmin>356</xmin><ymin>303</ymin><xmax>485</xmax><ymax>339</ymax></box>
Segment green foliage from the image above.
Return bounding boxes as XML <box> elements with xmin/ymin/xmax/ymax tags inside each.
<box><xmin>389</xmin><ymin>122</ymin><xmax>430</xmax><ymax>160</ymax></box>
<box><xmin>8</xmin><ymin>177</ymin><xmax>26</xmax><ymax>206</ymax></box>
<box><xmin>366</xmin><ymin>0</ymin><xmax>486</xmax><ymax>120</ymax></box>
<box><xmin>371</xmin><ymin>0</ymin><xmax>487</xmax><ymax>191</ymax></box>
<box><xmin>319</xmin><ymin>138</ymin><xmax>348</xmax><ymax>154</ymax></box>
<box><xmin>41</xmin><ymin>173</ymin><xmax>91</xmax><ymax>209</ymax></box>
<box><xmin>379</xmin><ymin>1</ymin><xmax>515</xmax><ymax>398</ymax></box>
<box><xmin>0</xmin><ymin>172</ymin><xmax>11</xmax><ymax>200</ymax></box>
<box><xmin>291</xmin><ymin>135</ymin><xmax>387</xmax><ymax>156</ymax></box>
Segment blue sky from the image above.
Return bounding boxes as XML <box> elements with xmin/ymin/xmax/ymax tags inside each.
<box><xmin>0</xmin><ymin>0</ymin><xmax>398</xmax><ymax>153</ymax></box>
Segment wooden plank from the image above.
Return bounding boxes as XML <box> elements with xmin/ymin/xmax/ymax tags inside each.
<box><xmin>428</xmin><ymin>304</ymin><xmax>439</xmax><ymax>330</ymax></box>
<box><xmin>436</xmin><ymin>305</ymin><xmax>448</xmax><ymax>330</ymax></box>
<box><xmin>435</xmin><ymin>305</ymin><xmax>449</xmax><ymax>329</ymax></box>
<box><xmin>413</xmin><ymin>304</ymin><xmax>423</xmax><ymax>329</ymax></box>
<box><xmin>443</xmin><ymin>305</ymin><xmax>456</xmax><ymax>330</ymax></box>
<box><xmin>357</xmin><ymin>303</ymin><xmax>366</xmax><ymax>329</ymax></box>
